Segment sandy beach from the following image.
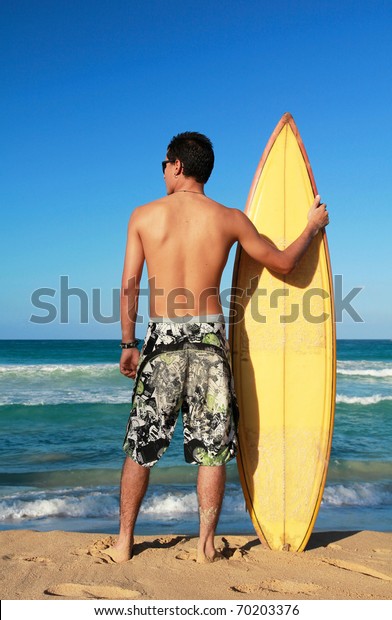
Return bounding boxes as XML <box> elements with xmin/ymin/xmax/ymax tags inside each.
<box><xmin>0</xmin><ymin>529</ymin><xmax>391</xmax><ymax>600</ymax></box>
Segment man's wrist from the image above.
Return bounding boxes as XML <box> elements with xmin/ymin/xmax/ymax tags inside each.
<box><xmin>120</xmin><ymin>339</ymin><xmax>140</xmax><ymax>349</ymax></box>
<box><xmin>306</xmin><ymin>220</ymin><xmax>319</xmax><ymax>238</ymax></box>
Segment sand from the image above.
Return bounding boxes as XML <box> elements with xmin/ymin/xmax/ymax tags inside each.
<box><xmin>0</xmin><ymin>529</ymin><xmax>391</xmax><ymax>600</ymax></box>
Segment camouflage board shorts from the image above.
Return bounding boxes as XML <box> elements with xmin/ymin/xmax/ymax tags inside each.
<box><xmin>123</xmin><ymin>315</ymin><xmax>239</xmax><ymax>468</ymax></box>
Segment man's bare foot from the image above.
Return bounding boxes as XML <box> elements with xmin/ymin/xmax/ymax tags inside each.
<box><xmin>197</xmin><ymin>540</ymin><xmax>225</xmax><ymax>564</ymax></box>
<box><xmin>197</xmin><ymin>549</ymin><xmax>225</xmax><ymax>564</ymax></box>
<box><xmin>101</xmin><ymin>539</ymin><xmax>133</xmax><ymax>564</ymax></box>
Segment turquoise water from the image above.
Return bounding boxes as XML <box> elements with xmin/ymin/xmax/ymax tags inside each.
<box><xmin>0</xmin><ymin>339</ymin><xmax>391</xmax><ymax>535</ymax></box>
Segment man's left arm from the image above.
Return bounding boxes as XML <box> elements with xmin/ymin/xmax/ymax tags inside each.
<box><xmin>120</xmin><ymin>209</ymin><xmax>145</xmax><ymax>379</ymax></box>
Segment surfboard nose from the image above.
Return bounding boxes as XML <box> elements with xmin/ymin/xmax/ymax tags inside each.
<box><xmin>282</xmin><ymin>112</ymin><xmax>294</xmax><ymax>124</ymax></box>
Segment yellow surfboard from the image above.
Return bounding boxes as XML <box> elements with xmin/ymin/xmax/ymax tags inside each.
<box><xmin>229</xmin><ymin>113</ymin><xmax>336</xmax><ymax>552</ymax></box>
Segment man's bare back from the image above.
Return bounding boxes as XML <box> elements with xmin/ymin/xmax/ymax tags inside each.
<box><xmin>129</xmin><ymin>192</ymin><xmax>236</xmax><ymax>318</ymax></box>
<box><xmin>121</xmin><ymin>188</ymin><xmax>328</xmax><ymax>348</ymax></box>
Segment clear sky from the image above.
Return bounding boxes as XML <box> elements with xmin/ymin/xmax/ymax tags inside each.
<box><xmin>1</xmin><ymin>0</ymin><xmax>391</xmax><ymax>339</ymax></box>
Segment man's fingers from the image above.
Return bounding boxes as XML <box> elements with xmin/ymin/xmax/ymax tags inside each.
<box><xmin>120</xmin><ymin>365</ymin><xmax>136</xmax><ymax>378</ymax></box>
<box><xmin>313</xmin><ymin>194</ymin><xmax>321</xmax><ymax>207</ymax></box>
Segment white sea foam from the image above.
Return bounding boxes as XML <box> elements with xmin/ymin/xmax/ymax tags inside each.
<box><xmin>141</xmin><ymin>489</ymin><xmax>245</xmax><ymax>517</ymax></box>
<box><xmin>0</xmin><ymin>362</ymin><xmax>132</xmax><ymax>405</ymax></box>
<box><xmin>337</xmin><ymin>361</ymin><xmax>392</xmax><ymax>378</ymax></box>
<box><xmin>3</xmin><ymin>390</ymin><xmax>391</xmax><ymax>407</ymax></box>
<box><xmin>6</xmin><ymin>391</ymin><xmax>390</xmax><ymax>407</ymax></box>
<box><xmin>0</xmin><ymin>483</ymin><xmax>389</xmax><ymax>524</ymax></box>
<box><xmin>336</xmin><ymin>394</ymin><xmax>392</xmax><ymax>406</ymax></box>
<box><xmin>322</xmin><ymin>482</ymin><xmax>391</xmax><ymax>507</ymax></box>
<box><xmin>141</xmin><ymin>492</ymin><xmax>198</xmax><ymax>516</ymax></box>
<box><xmin>0</xmin><ymin>488</ymin><xmax>245</xmax><ymax>521</ymax></box>
<box><xmin>0</xmin><ymin>363</ymin><xmax>118</xmax><ymax>377</ymax></box>
<box><xmin>5</xmin><ymin>361</ymin><xmax>390</xmax><ymax>378</ymax></box>
<box><xmin>0</xmin><ymin>491</ymin><xmax>119</xmax><ymax>521</ymax></box>
<box><xmin>0</xmin><ymin>389</ymin><xmax>133</xmax><ymax>406</ymax></box>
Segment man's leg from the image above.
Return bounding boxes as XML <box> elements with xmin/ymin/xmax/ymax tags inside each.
<box><xmin>196</xmin><ymin>464</ymin><xmax>226</xmax><ymax>563</ymax></box>
<box><xmin>103</xmin><ymin>456</ymin><xmax>150</xmax><ymax>563</ymax></box>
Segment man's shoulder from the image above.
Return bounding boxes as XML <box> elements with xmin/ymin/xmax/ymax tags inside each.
<box><xmin>206</xmin><ymin>198</ymin><xmax>242</xmax><ymax>217</ymax></box>
<box><xmin>213</xmin><ymin>203</ymin><xmax>245</xmax><ymax>223</ymax></box>
<box><xmin>129</xmin><ymin>197</ymin><xmax>168</xmax><ymax>222</ymax></box>
<box><xmin>138</xmin><ymin>196</ymin><xmax>169</xmax><ymax>211</ymax></box>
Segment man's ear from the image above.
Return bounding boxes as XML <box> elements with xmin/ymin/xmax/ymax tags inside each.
<box><xmin>173</xmin><ymin>159</ymin><xmax>183</xmax><ymax>176</ymax></box>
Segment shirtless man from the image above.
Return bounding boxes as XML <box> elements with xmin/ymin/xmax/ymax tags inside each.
<box><xmin>107</xmin><ymin>132</ymin><xmax>329</xmax><ymax>563</ymax></box>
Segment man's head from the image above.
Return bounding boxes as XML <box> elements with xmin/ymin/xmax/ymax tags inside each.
<box><xmin>166</xmin><ymin>132</ymin><xmax>214</xmax><ymax>184</ymax></box>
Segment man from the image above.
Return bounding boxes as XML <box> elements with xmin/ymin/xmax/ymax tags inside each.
<box><xmin>106</xmin><ymin>131</ymin><xmax>329</xmax><ymax>563</ymax></box>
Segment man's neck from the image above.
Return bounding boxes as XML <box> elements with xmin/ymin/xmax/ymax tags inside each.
<box><xmin>171</xmin><ymin>179</ymin><xmax>205</xmax><ymax>195</ymax></box>
<box><xmin>174</xmin><ymin>188</ymin><xmax>205</xmax><ymax>195</ymax></box>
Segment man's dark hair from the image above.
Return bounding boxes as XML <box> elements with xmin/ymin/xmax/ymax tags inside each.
<box><xmin>167</xmin><ymin>131</ymin><xmax>214</xmax><ymax>184</ymax></box>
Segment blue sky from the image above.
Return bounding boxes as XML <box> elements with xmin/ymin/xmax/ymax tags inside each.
<box><xmin>1</xmin><ymin>0</ymin><xmax>391</xmax><ymax>339</ymax></box>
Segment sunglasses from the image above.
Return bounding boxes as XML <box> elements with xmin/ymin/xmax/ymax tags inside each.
<box><xmin>161</xmin><ymin>159</ymin><xmax>175</xmax><ymax>174</ymax></box>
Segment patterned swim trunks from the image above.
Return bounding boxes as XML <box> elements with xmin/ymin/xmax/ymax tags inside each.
<box><xmin>123</xmin><ymin>315</ymin><xmax>239</xmax><ymax>468</ymax></box>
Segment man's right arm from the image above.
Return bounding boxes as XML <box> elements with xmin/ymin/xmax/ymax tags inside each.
<box><xmin>233</xmin><ymin>195</ymin><xmax>329</xmax><ymax>274</ymax></box>
<box><xmin>120</xmin><ymin>208</ymin><xmax>145</xmax><ymax>379</ymax></box>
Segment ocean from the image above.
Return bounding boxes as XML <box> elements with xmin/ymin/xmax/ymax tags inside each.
<box><xmin>0</xmin><ymin>339</ymin><xmax>391</xmax><ymax>536</ymax></box>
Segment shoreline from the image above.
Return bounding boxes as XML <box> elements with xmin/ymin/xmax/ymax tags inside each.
<box><xmin>1</xmin><ymin>529</ymin><xmax>391</xmax><ymax>600</ymax></box>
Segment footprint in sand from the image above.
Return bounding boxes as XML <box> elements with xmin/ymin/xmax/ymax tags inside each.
<box><xmin>175</xmin><ymin>548</ymin><xmax>227</xmax><ymax>563</ymax></box>
<box><xmin>373</xmin><ymin>548</ymin><xmax>391</xmax><ymax>555</ymax></box>
<box><xmin>45</xmin><ymin>583</ymin><xmax>143</xmax><ymax>600</ymax></box>
<box><xmin>90</xmin><ymin>536</ymin><xmax>117</xmax><ymax>553</ymax></box>
<box><xmin>156</xmin><ymin>536</ymin><xmax>176</xmax><ymax>545</ymax></box>
<box><xmin>85</xmin><ymin>536</ymin><xmax>191</xmax><ymax>564</ymax></box>
<box><xmin>327</xmin><ymin>543</ymin><xmax>343</xmax><ymax>550</ymax></box>
<box><xmin>231</xmin><ymin>579</ymin><xmax>322</xmax><ymax>595</ymax></box>
<box><xmin>220</xmin><ymin>537</ymin><xmax>259</xmax><ymax>560</ymax></box>
<box><xmin>175</xmin><ymin>549</ymin><xmax>197</xmax><ymax>562</ymax></box>
<box><xmin>83</xmin><ymin>537</ymin><xmax>125</xmax><ymax>564</ymax></box>
<box><xmin>222</xmin><ymin>536</ymin><xmax>250</xmax><ymax>547</ymax></box>
<box><xmin>2</xmin><ymin>554</ymin><xmax>53</xmax><ymax>565</ymax></box>
<box><xmin>229</xmin><ymin>549</ymin><xmax>248</xmax><ymax>561</ymax></box>
<box><xmin>322</xmin><ymin>558</ymin><xmax>392</xmax><ymax>581</ymax></box>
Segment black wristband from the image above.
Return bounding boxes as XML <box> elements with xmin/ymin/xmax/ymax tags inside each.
<box><xmin>120</xmin><ymin>340</ymin><xmax>140</xmax><ymax>349</ymax></box>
